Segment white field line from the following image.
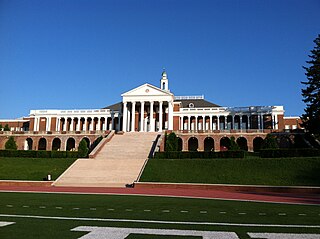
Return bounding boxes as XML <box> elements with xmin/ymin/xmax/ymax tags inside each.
<box><xmin>0</xmin><ymin>214</ymin><xmax>320</xmax><ymax>228</ymax></box>
<box><xmin>1</xmin><ymin>190</ymin><xmax>319</xmax><ymax>207</ymax></box>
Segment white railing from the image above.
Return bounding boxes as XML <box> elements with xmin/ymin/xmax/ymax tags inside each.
<box><xmin>175</xmin><ymin>95</ymin><xmax>204</xmax><ymax>100</ymax></box>
<box><xmin>30</xmin><ymin>108</ymin><xmax>114</xmax><ymax>115</ymax></box>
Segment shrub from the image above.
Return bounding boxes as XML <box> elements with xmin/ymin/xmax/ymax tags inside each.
<box><xmin>3</xmin><ymin>124</ymin><xmax>10</xmax><ymax>131</ymax></box>
<box><xmin>78</xmin><ymin>139</ymin><xmax>89</xmax><ymax>157</ymax></box>
<box><xmin>229</xmin><ymin>136</ymin><xmax>240</xmax><ymax>150</ymax></box>
<box><xmin>51</xmin><ymin>151</ymin><xmax>67</xmax><ymax>158</ymax></box>
<box><xmin>36</xmin><ymin>150</ymin><xmax>51</xmax><ymax>158</ymax></box>
<box><xmin>16</xmin><ymin>150</ymin><xmax>37</xmax><ymax>158</ymax></box>
<box><xmin>154</xmin><ymin>151</ymin><xmax>245</xmax><ymax>159</ymax></box>
<box><xmin>5</xmin><ymin>136</ymin><xmax>17</xmax><ymax>150</ymax></box>
<box><xmin>262</xmin><ymin>134</ymin><xmax>278</xmax><ymax>149</ymax></box>
<box><xmin>165</xmin><ymin>132</ymin><xmax>178</xmax><ymax>152</ymax></box>
<box><xmin>260</xmin><ymin>148</ymin><xmax>320</xmax><ymax>158</ymax></box>
<box><xmin>66</xmin><ymin>151</ymin><xmax>79</xmax><ymax>158</ymax></box>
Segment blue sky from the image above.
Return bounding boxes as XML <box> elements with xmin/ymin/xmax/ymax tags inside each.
<box><xmin>0</xmin><ymin>0</ymin><xmax>319</xmax><ymax>119</ymax></box>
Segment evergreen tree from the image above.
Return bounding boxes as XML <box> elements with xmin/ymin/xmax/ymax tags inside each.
<box><xmin>301</xmin><ymin>34</ymin><xmax>320</xmax><ymax>137</ymax></box>
<box><xmin>165</xmin><ymin>132</ymin><xmax>178</xmax><ymax>152</ymax></box>
<box><xmin>5</xmin><ymin>136</ymin><xmax>17</xmax><ymax>150</ymax></box>
<box><xmin>229</xmin><ymin>136</ymin><xmax>240</xmax><ymax>150</ymax></box>
<box><xmin>78</xmin><ymin>139</ymin><xmax>89</xmax><ymax>157</ymax></box>
<box><xmin>262</xmin><ymin>134</ymin><xmax>278</xmax><ymax>149</ymax></box>
<box><xmin>3</xmin><ymin>124</ymin><xmax>10</xmax><ymax>131</ymax></box>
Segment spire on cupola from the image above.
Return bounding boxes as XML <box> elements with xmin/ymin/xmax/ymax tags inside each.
<box><xmin>160</xmin><ymin>69</ymin><xmax>169</xmax><ymax>91</ymax></box>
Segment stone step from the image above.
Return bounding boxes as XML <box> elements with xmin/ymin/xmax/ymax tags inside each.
<box><xmin>53</xmin><ymin>132</ymin><xmax>160</xmax><ymax>187</ymax></box>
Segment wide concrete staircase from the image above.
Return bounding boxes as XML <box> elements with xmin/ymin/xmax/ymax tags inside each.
<box><xmin>53</xmin><ymin>132</ymin><xmax>159</xmax><ymax>187</ymax></box>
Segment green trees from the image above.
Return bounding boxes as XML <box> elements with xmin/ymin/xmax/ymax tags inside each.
<box><xmin>229</xmin><ymin>136</ymin><xmax>240</xmax><ymax>150</ymax></box>
<box><xmin>262</xmin><ymin>134</ymin><xmax>278</xmax><ymax>149</ymax></box>
<box><xmin>3</xmin><ymin>124</ymin><xmax>10</xmax><ymax>131</ymax></box>
<box><xmin>5</xmin><ymin>136</ymin><xmax>17</xmax><ymax>150</ymax></box>
<box><xmin>78</xmin><ymin>139</ymin><xmax>89</xmax><ymax>157</ymax></box>
<box><xmin>301</xmin><ymin>34</ymin><xmax>320</xmax><ymax>137</ymax></box>
<box><xmin>0</xmin><ymin>124</ymin><xmax>2</xmax><ymax>130</ymax></box>
<box><xmin>165</xmin><ymin>132</ymin><xmax>179</xmax><ymax>152</ymax></box>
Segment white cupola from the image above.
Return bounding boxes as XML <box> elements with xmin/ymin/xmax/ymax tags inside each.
<box><xmin>160</xmin><ymin>69</ymin><xmax>169</xmax><ymax>91</ymax></box>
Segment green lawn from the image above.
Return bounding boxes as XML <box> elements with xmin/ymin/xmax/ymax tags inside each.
<box><xmin>0</xmin><ymin>157</ymin><xmax>77</xmax><ymax>180</ymax></box>
<box><xmin>139</xmin><ymin>157</ymin><xmax>320</xmax><ymax>186</ymax></box>
<box><xmin>0</xmin><ymin>192</ymin><xmax>319</xmax><ymax>238</ymax></box>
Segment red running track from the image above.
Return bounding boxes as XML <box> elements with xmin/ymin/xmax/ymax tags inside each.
<box><xmin>0</xmin><ymin>185</ymin><xmax>319</xmax><ymax>205</ymax></box>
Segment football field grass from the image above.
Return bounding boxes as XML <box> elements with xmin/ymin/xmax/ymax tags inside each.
<box><xmin>0</xmin><ymin>192</ymin><xmax>319</xmax><ymax>238</ymax></box>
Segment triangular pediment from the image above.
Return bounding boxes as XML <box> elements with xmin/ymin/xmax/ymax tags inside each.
<box><xmin>121</xmin><ymin>83</ymin><xmax>173</xmax><ymax>97</ymax></box>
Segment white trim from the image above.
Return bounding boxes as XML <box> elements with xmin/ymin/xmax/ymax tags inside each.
<box><xmin>1</xmin><ymin>214</ymin><xmax>320</xmax><ymax>228</ymax></box>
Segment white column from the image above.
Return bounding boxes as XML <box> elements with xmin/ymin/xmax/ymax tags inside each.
<box><xmin>159</xmin><ymin>101</ymin><xmax>163</xmax><ymax>132</ymax></box>
<box><xmin>89</xmin><ymin>118</ymin><xmax>94</xmax><ymax>131</ymax></box>
<box><xmin>248</xmin><ymin>115</ymin><xmax>251</xmax><ymax>129</ymax></box>
<box><xmin>180</xmin><ymin>116</ymin><xmax>184</xmax><ymax>130</ymax></box>
<box><xmin>168</xmin><ymin>101</ymin><xmax>173</xmax><ymax>130</ymax></box>
<box><xmin>56</xmin><ymin>118</ymin><xmax>60</xmax><ymax>131</ymax></box>
<box><xmin>47</xmin><ymin>117</ymin><xmax>51</xmax><ymax>131</ymax></box>
<box><xmin>111</xmin><ymin>114</ymin><xmax>115</xmax><ymax>130</ymax></box>
<box><xmin>131</xmin><ymin>101</ymin><xmax>136</xmax><ymax>132</ymax></box>
<box><xmin>76</xmin><ymin>118</ymin><xmax>80</xmax><ymax>131</ymax></box>
<box><xmin>210</xmin><ymin>116</ymin><xmax>213</xmax><ymax>131</ymax></box>
<box><xmin>261</xmin><ymin>114</ymin><xmax>264</xmax><ymax>130</ymax></box>
<box><xmin>33</xmin><ymin>117</ymin><xmax>38</xmax><ymax>131</ymax></box>
<box><xmin>84</xmin><ymin>118</ymin><xmax>87</xmax><ymax>131</ymax></box>
<box><xmin>232</xmin><ymin>115</ymin><xmax>235</xmax><ymax>130</ymax></box>
<box><xmin>63</xmin><ymin>118</ymin><xmax>67</xmax><ymax>131</ymax></box>
<box><xmin>258</xmin><ymin>114</ymin><xmax>261</xmax><ymax>130</ymax></box>
<box><xmin>69</xmin><ymin>118</ymin><xmax>73</xmax><ymax>131</ymax></box>
<box><xmin>195</xmin><ymin>116</ymin><xmax>198</xmax><ymax>131</ymax></box>
<box><xmin>96</xmin><ymin>118</ymin><xmax>100</xmax><ymax>131</ymax></box>
<box><xmin>224</xmin><ymin>116</ymin><xmax>227</xmax><ymax>130</ymax></box>
<box><xmin>150</xmin><ymin>101</ymin><xmax>154</xmax><ymax>132</ymax></box>
<box><xmin>217</xmin><ymin>116</ymin><xmax>220</xmax><ymax>130</ymax></box>
<box><xmin>202</xmin><ymin>116</ymin><xmax>205</xmax><ymax>131</ymax></box>
<box><xmin>187</xmin><ymin>116</ymin><xmax>191</xmax><ymax>131</ymax></box>
<box><xmin>140</xmin><ymin>101</ymin><xmax>145</xmax><ymax>132</ymax></box>
<box><xmin>122</xmin><ymin>102</ymin><xmax>128</xmax><ymax>132</ymax></box>
<box><xmin>240</xmin><ymin>115</ymin><xmax>243</xmax><ymax>130</ymax></box>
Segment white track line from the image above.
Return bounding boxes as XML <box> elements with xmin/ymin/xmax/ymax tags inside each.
<box><xmin>0</xmin><ymin>214</ymin><xmax>320</xmax><ymax>228</ymax></box>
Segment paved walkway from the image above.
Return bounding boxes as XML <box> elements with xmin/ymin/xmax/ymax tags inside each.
<box><xmin>0</xmin><ymin>185</ymin><xmax>319</xmax><ymax>205</ymax></box>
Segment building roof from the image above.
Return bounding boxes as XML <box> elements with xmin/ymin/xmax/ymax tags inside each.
<box><xmin>103</xmin><ymin>102</ymin><xmax>122</xmax><ymax>111</ymax></box>
<box><xmin>175</xmin><ymin>99</ymin><xmax>220</xmax><ymax>108</ymax></box>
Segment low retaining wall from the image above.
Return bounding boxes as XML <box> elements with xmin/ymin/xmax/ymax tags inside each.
<box><xmin>0</xmin><ymin>180</ymin><xmax>52</xmax><ymax>187</ymax></box>
<box><xmin>134</xmin><ymin>182</ymin><xmax>320</xmax><ymax>194</ymax></box>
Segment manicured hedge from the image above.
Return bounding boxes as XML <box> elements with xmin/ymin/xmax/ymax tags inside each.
<box><xmin>0</xmin><ymin>150</ymin><xmax>79</xmax><ymax>158</ymax></box>
<box><xmin>154</xmin><ymin>151</ymin><xmax>245</xmax><ymax>159</ymax></box>
<box><xmin>260</xmin><ymin>148</ymin><xmax>320</xmax><ymax>158</ymax></box>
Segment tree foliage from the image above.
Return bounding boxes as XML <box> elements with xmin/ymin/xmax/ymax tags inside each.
<box><xmin>0</xmin><ymin>124</ymin><xmax>2</xmax><ymax>130</ymax></box>
<box><xmin>262</xmin><ymin>134</ymin><xmax>279</xmax><ymax>149</ymax></box>
<box><xmin>165</xmin><ymin>132</ymin><xmax>178</xmax><ymax>152</ymax></box>
<box><xmin>229</xmin><ymin>136</ymin><xmax>240</xmax><ymax>150</ymax></box>
<box><xmin>301</xmin><ymin>34</ymin><xmax>320</xmax><ymax>136</ymax></box>
<box><xmin>78</xmin><ymin>139</ymin><xmax>89</xmax><ymax>158</ymax></box>
<box><xmin>5</xmin><ymin>136</ymin><xmax>17</xmax><ymax>150</ymax></box>
<box><xmin>3</xmin><ymin>124</ymin><xmax>10</xmax><ymax>131</ymax></box>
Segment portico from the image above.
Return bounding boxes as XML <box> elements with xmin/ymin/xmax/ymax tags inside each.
<box><xmin>121</xmin><ymin>83</ymin><xmax>174</xmax><ymax>132</ymax></box>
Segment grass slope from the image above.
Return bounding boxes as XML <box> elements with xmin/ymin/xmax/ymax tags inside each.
<box><xmin>0</xmin><ymin>157</ymin><xmax>77</xmax><ymax>180</ymax></box>
<box><xmin>140</xmin><ymin>157</ymin><xmax>320</xmax><ymax>186</ymax></box>
<box><xmin>0</xmin><ymin>192</ymin><xmax>319</xmax><ymax>238</ymax></box>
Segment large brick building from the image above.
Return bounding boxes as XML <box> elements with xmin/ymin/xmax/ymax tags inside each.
<box><xmin>0</xmin><ymin>71</ymin><xmax>302</xmax><ymax>152</ymax></box>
